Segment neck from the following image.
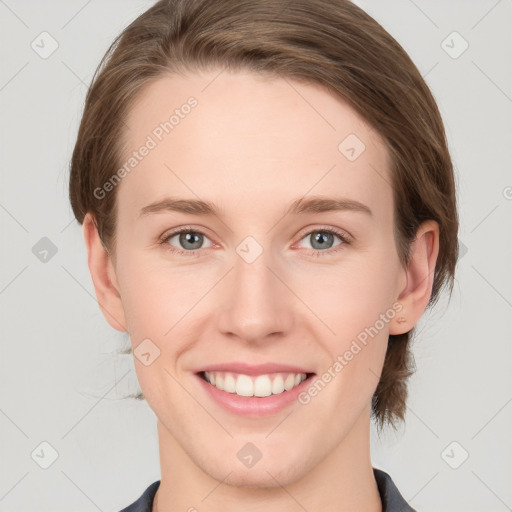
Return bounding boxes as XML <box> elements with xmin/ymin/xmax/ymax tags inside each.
<box><xmin>153</xmin><ymin>405</ymin><xmax>382</xmax><ymax>512</ymax></box>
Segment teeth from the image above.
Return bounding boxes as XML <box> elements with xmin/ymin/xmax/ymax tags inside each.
<box><xmin>284</xmin><ymin>374</ymin><xmax>295</xmax><ymax>390</ymax></box>
<box><xmin>271</xmin><ymin>375</ymin><xmax>285</xmax><ymax>394</ymax></box>
<box><xmin>236</xmin><ymin>374</ymin><xmax>254</xmax><ymax>397</ymax></box>
<box><xmin>203</xmin><ymin>371</ymin><xmax>308</xmax><ymax>397</ymax></box>
<box><xmin>224</xmin><ymin>373</ymin><xmax>236</xmax><ymax>393</ymax></box>
<box><xmin>254</xmin><ymin>375</ymin><xmax>272</xmax><ymax>397</ymax></box>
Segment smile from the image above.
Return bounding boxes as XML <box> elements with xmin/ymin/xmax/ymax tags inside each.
<box><xmin>196</xmin><ymin>370</ymin><xmax>316</xmax><ymax>417</ymax></box>
<box><xmin>201</xmin><ymin>371</ymin><xmax>312</xmax><ymax>397</ymax></box>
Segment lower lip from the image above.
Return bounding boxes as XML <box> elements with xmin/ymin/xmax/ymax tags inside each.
<box><xmin>195</xmin><ymin>372</ymin><xmax>315</xmax><ymax>417</ymax></box>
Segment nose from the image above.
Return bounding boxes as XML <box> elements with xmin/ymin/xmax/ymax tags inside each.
<box><xmin>216</xmin><ymin>245</ymin><xmax>294</xmax><ymax>345</ymax></box>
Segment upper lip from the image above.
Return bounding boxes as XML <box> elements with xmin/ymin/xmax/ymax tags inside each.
<box><xmin>195</xmin><ymin>362</ymin><xmax>314</xmax><ymax>376</ymax></box>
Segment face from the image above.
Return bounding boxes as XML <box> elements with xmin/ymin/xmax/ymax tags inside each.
<box><xmin>103</xmin><ymin>69</ymin><xmax>410</xmax><ymax>487</ymax></box>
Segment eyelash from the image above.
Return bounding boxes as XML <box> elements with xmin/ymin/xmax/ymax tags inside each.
<box><xmin>158</xmin><ymin>225</ymin><xmax>351</xmax><ymax>258</ymax></box>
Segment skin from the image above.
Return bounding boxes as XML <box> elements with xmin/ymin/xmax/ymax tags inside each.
<box><xmin>83</xmin><ymin>69</ymin><xmax>439</xmax><ymax>512</ymax></box>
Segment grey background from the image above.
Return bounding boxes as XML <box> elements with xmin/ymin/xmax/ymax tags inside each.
<box><xmin>1</xmin><ymin>0</ymin><xmax>511</xmax><ymax>510</ymax></box>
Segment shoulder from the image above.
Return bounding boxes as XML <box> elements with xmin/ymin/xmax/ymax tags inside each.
<box><xmin>118</xmin><ymin>480</ymin><xmax>160</xmax><ymax>512</ymax></box>
<box><xmin>373</xmin><ymin>467</ymin><xmax>417</xmax><ymax>512</ymax></box>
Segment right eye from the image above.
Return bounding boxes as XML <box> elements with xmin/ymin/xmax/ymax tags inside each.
<box><xmin>159</xmin><ymin>227</ymin><xmax>214</xmax><ymax>257</ymax></box>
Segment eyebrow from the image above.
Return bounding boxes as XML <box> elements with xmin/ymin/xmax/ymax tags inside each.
<box><xmin>138</xmin><ymin>195</ymin><xmax>373</xmax><ymax>219</ymax></box>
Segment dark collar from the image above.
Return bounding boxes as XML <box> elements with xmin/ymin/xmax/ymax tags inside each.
<box><xmin>119</xmin><ymin>467</ymin><xmax>416</xmax><ymax>512</ymax></box>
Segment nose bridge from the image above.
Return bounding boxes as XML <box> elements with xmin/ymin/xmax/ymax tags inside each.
<box><xmin>217</xmin><ymin>237</ymin><xmax>293</xmax><ymax>342</ymax></box>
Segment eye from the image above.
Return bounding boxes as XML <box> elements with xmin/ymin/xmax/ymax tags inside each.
<box><xmin>294</xmin><ymin>227</ymin><xmax>351</xmax><ymax>257</ymax></box>
<box><xmin>159</xmin><ymin>226</ymin><xmax>213</xmax><ymax>257</ymax></box>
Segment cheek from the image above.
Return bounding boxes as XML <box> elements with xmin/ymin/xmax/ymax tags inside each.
<box><xmin>301</xmin><ymin>256</ymin><xmax>397</xmax><ymax>382</ymax></box>
<box><xmin>294</xmin><ymin>254</ymin><xmax>398</xmax><ymax>329</ymax></box>
<box><xmin>119</xmin><ymin>275</ymin><xmax>166</xmax><ymax>334</ymax></box>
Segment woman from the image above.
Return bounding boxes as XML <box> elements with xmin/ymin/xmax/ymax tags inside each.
<box><xmin>68</xmin><ymin>0</ymin><xmax>458</xmax><ymax>510</ymax></box>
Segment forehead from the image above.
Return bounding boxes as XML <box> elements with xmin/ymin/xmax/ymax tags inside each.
<box><xmin>117</xmin><ymin>69</ymin><xmax>393</xmax><ymax>224</ymax></box>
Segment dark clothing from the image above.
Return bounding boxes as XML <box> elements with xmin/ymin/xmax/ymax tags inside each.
<box><xmin>119</xmin><ymin>467</ymin><xmax>416</xmax><ymax>512</ymax></box>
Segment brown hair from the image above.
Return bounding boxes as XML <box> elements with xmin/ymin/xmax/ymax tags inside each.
<box><xmin>68</xmin><ymin>0</ymin><xmax>459</xmax><ymax>432</ymax></box>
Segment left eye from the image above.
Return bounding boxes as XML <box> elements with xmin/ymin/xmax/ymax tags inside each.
<box><xmin>297</xmin><ymin>229</ymin><xmax>344</xmax><ymax>251</ymax></box>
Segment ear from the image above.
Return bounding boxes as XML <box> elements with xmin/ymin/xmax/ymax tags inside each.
<box><xmin>389</xmin><ymin>220</ymin><xmax>440</xmax><ymax>335</ymax></box>
<box><xmin>82</xmin><ymin>213</ymin><xmax>127</xmax><ymax>332</ymax></box>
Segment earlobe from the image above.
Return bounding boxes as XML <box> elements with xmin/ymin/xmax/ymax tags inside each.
<box><xmin>389</xmin><ymin>220</ymin><xmax>440</xmax><ymax>335</ymax></box>
<box><xmin>82</xmin><ymin>213</ymin><xmax>127</xmax><ymax>332</ymax></box>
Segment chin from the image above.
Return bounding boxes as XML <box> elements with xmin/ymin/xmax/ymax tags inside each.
<box><xmin>200</xmin><ymin>450</ymin><xmax>309</xmax><ymax>490</ymax></box>
<box><xmin>222</xmin><ymin>466</ymin><xmax>300</xmax><ymax>490</ymax></box>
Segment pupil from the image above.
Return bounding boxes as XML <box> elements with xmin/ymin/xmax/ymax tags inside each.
<box><xmin>180</xmin><ymin>232</ymin><xmax>202</xmax><ymax>250</ymax></box>
<box><xmin>312</xmin><ymin>232</ymin><xmax>333</xmax><ymax>250</ymax></box>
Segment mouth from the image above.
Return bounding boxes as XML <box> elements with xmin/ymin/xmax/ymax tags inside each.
<box><xmin>197</xmin><ymin>370</ymin><xmax>316</xmax><ymax>398</ymax></box>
